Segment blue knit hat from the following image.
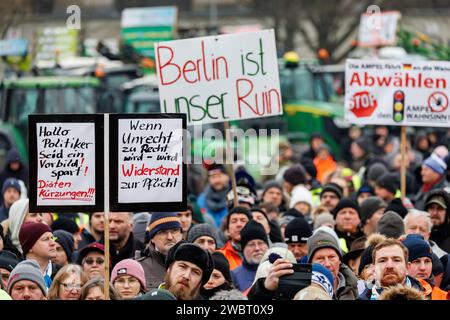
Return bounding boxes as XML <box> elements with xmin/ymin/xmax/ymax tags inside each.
<box><xmin>311</xmin><ymin>263</ymin><xmax>334</xmax><ymax>298</ymax></box>
<box><xmin>53</xmin><ymin>230</ymin><xmax>75</xmax><ymax>263</ymax></box>
<box><xmin>402</xmin><ymin>234</ymin><xmax>432</xmax><ymax>262</ymax></box>
<box><xmin>2</xmin><ymin>178</ymin><xmax>21</xmax><ymax>195</ymax></box>
<box><xmin>147</xmin><ymin>212</ymin><xmax>181</xmax><ymax>239</ymax></box>
<box><xmin>423</xmin><ymin>154</ymin><xmax>447</xmax><ymax>176</ymax></box>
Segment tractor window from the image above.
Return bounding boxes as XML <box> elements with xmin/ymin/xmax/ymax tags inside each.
<box><xmin>44</xmin><ymin>87</ymin><xmax>96</xmax><ymax>114</ymax></box>
<box><xmin>8</xmin><ymin>89</ymin><xmax>39</xmax><ymax>134</ymax></box>
<box><xmin>280</xmin><ymin>68</ymin><xmax>315</xmax><ymax>102</ymax></box>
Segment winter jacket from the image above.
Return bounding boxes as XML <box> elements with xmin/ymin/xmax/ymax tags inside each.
<box><xmin>335</xmin><ymin>263</ymin><xmax>359</xmax><ymax>300</ymax></box>
<box><xmin>358</xmin><ymin>276</ymin><xmax>424</xmax><ymax>300</ymax></box>
<box><xmin>418</xmin><ymin>278</ymin><xmax>449</xmax><ymax>300</ymax></box>
<box><xmin>217</xmin><ymin>241</ymin><xmax>243</xmax><ymax>271</ymax></box>
<box><xmin>247</xmin><ymin>263</ymin><xmax>358</xmax><ymax>300</ymax></box>
<box><xmin>414</xmin><ymin>176</ymin><xmax>449</xmax><ymax>211</ymax></box>
<box><xmin>231</xmin><ymin>260</ymin><xmax>258</xmax><ymax>292</ymax></box>
<box><xmin>426</xmin><ymin>189</ymin><xmax>450</xmax><ymax>253</ymax></box>
<box><xmin>100</xmin><ymin>232</ymin><xmax>145</xmax><ymax>268</ymax></box>
<box><xmin>0</xmin><ymin>148</ymin><xmax>29</xmax><ymax>190</ymax></box>
<box><xmin>136</xmin><ymin>243</ymin><xmax>167</xmax><ymax>290</ymax></box>
<box><xmin>197</xmin><ymin>187</ymin><xmax>229</xmax><ymax>228</ymax></box>
<box><xmin>335</xmin><ymin>227</ymin><xmax>365</xmax><ymax>254</ymax></box>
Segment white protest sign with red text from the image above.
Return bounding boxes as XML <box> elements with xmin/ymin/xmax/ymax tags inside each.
<box><xmin>345</xmin><ymin>59</ymin><xmax>450</xmax><ymax>127</ymax></box>
<box><xmin>155</xmin><ymin>29</ymin><xmax>282</xmax><ymax>125</ymax></box>
<box><xmin>110</xmin><ymin>114</ymin><xmax>186</xmax><ymax>212</ymax></box>
<box><xmin>29</xmin><ymin>115</ymin><xmax>104</xmax><ymax>212</ymax></box>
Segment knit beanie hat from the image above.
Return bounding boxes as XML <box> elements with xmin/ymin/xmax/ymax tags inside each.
<box><xmin>376</xmin><ymin>173</ymin><xmax>399</xmax><ymax>195</ymax></box>
<box><xmin>19</xmin><ymin>222</ymin><xmax>52</xmax><ymax>256</ymax></box>
<box><xmin>331</xmin><ymin>197</ymin><xmax>361</xmax><ymax>218</ymax></box>
<box><xmin>401</xmin><ymin>234</ymin><xmax>432</xmax><ymax>262</ymax></box>
<box><xmin>385</xmin><ymin>198</ymin><xmax>408</xmax><ymax>219</ymax></box>
<box><xmin>307</xmin><ymin>230</ymin><xmax>342</xmax><ymax>262</ymax></box>
<box><xmin>240</xmin><ymin>220</ymin><xmax>269</xmax><ymax>249</ymax></box>
<box><xmin>187</xmin><ymin>223</ymin><xmax>218</xmax><ymax>245</ymax></box>
<box><xmin>165</xmin><ymin>241</ymin><xmax>214</xmax><ymax>285</ymax></box>
<box><xmin>423</xmin><ymin>154</ymin><xmax>447</xmax><ymax>176</ymax></box>
<box><xmin>0</xmin><ymin>250</ymin><xmax>19</xmax><ymax>272</ymax></box>
<box><xmin>313</xmin><ymin>213</ymin><xmax>335</xmax><ymax>230</ymax></box>
<box><xmin>356</xmin><ymin>185</ymin><xmax>375</xmax><ymax>197</ymax></box>
<box><xmin>262</xmin><ymin>180</ymin><xmax>283</xmax><ymax>198</ymax></box>
<box><xmin>289</xmin><ymin>186</ymin><xmax>313</xmax><ymax>209</ymax></box>
<box><xmin>311</xmin><ymin>263</ymin><xmax>334</xmax><ymax>298</ymax></box>
<box><xmin>111</xmin><ymin>258</ymin><xmax>146</xmax><ymax>290</ymax></box>
<box><xmin>7</xmin><ymin>260</ymin><xmax>46</xmax><ymax>295</ymax></box>
<box><xmin>376</xmin><ymin>211</ymin><xmax>405</xmax><ymax>239</ymax></box>
<box><xmin>53</xmin><ymin>230</ymin><xmax>74</xmax><ymax>263</ymax></box>
<box><xmin>51</xmin><ymin>217</ymin><xmax>79</xmax><ymax>234</ymax></box>
<box><xmin>211</xmin><ymin>251</ymin><xmax>232</xmax><ymax>283</ymax></box>
<box><xmin>2</xmin><ymin>178</ymin><xmax>21</xmax><ymax>195</ymax></box>
<box><xmin>284</xmin><ymin>217</ymin><xmax>312</xmax><ymax>244</ymax></box>
<box><xmin>147</xmin><ymin>212</ymin><xmax>181</xmax><ymax>239</ymax></box>
<box><xmin>360</xmin><ymin>197</ymin><xmax>387</xmax><ymax>226</ymax></box>
<box><xmin>283</xmin><ymin>164</ymin><xmax>307</xmax><ymax>186</ymax></box>
<box><xmin>366</xmin><ymin>162</ymin><xmax>389</xmax><ymax>182</ymax></box>
<box><xmin>320</xmin><ymin>183</ymin><xmax>343</xmax><ymax>200</ymax></box>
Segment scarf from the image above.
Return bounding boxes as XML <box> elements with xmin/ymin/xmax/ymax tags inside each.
<box><xmin>204</xmin><ymin>185</ymin><xmax>228</xmax><ymax>212</ymax></box>
<box><xmin>370</xmin><ymin>277</ymin><xmax>412</xmax><ymax>300</ymax></box>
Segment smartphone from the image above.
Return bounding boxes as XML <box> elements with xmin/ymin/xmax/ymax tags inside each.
<box><xmin>275</xmin><ymin>263</ymin><xmax>312</xmax><ymax>300</ymax></box>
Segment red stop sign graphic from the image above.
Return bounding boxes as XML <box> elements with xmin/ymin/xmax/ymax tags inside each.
<box><xmin>350</xmin><ymin>91</ymin><xmax>378</xmax><ymax>118</ymax></box>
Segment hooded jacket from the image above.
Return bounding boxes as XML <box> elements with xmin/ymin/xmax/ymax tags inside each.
<box><xmin>136</xmin><ymin>243</ymin><xmax>168</xmax><ymax>290</ymax></box>
<box><xmin>4</xmin><ymin>198</ymin><xmax>29</xmax><ymax>253</ymax></box>
<box><xmin>425</xmin><ymin>189</ymin><xmax>450</xmax><ymax>252</ymax></box>
<box><xmin>0</xmin><ymin>149</ymin><xmax>29</xmax><ymax>189</ymax></box>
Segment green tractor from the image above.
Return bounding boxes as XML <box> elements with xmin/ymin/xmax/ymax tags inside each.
<box><xmin>0</xmin><ymin>76</ymin><xmax>100</xmax><ymax>166</ymax></box>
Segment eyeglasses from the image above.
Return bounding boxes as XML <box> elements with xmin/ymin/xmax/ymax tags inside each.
<box><xmin>60</xmin><ymin>282</ymin><xmax>81</xmax><ymax>291</ymax></box>
<box><xmin>83</xmin><ymin>257</ymin><xmax>105</xmax><ymax>265</ymax></box>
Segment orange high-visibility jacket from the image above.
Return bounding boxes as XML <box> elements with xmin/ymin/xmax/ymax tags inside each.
<box><xmin>218</xmin><ymin>241</ymin><xmax>243</xmax><ymax>271</ymax></box>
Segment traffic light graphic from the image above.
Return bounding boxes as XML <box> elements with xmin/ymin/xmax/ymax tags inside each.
<box><xmin>393</xmin><ymin>90</ymin><xmax>405</xmax><ymax>122</ymax></box>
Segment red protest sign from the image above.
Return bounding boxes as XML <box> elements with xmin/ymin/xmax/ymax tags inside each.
<box><xmin>349</xmin><ymin>91</ymin><xmax>378</xmax><ymax>118</ymax></box>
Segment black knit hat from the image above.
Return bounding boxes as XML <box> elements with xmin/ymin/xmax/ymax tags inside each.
<box><xmin>0</xmin><ymin>250</ymin><xmax>19</xmax><ymax>272</ymax></box>
<box><xmin>284</xmin><ymin>217</ymin><xmax>312</xmax><ymax>244</ymax></box>
<box><xmin>376</xmin><ymin>173</ymin><xmax>399</xmax><ymax>195</ymax></box>
<box><xmin>240</xmin><ymin>220</ymin><xmax>268</xmax><ymax>249</ymax></box>
<box><xmin>51</xmin><ymin>217</ymin><xmax>79</xmax><ymax>234</ymax></box>
<box><xmin>53</xmin><ymin>230</ymin><xmax>75</xmax><ymax>263</ymax></box>
<box><xmin>320</xmin><ymin>183</ymin><xmax>343</xmax><ymax>200</ymax></box>
<box><xmin>360</xmin><ymin>196</ymin><xmax>387</xmax><ymax>226</ymax></box>
<box><xmin>385</xmin><ymin>198</ymin><xmax>408</xmax><ymax>218</ymax></box>
<box><xmin>211</xmin><ymin>251</ymin><xmax>232</xmax><ymax>283</ymax></box>
<box><xmin>358</xmin><ymin>245</ymin><xmax>375</xmax><ymax>276</ymax></box>
<box><xmin>226</xmin><ymin>206</ymin><xmax>252</xmax><ymax>228</ymax></box>
<box><xmin>282</xmin><ymin>208</ymin><xmax>303</xmax><ymax>219</ymax></box>
<box><xmin>331</xmin><ymin>197</ymin><xmax>361</xmax><ymax>218</ymax></box>
<box><xmin>283</xmin><ymin>164</ymin><xmax>307</xmax><ymax>186</ymax></box>
<box><xmin>165</xmin><ymin>241</ymin><xmax>214</xmax><ymax>285</ymax></box>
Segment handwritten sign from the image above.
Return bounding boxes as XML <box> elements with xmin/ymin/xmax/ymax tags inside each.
<box><xmin>155</xmin><ymin>29</ymin><xmax>282</xmax><ymax>125</ymax></box>
<box><xmin>345</xmin><ymin>59</ymin><xmax>450</xmax><ymax>127</ymax></box>
<box><xmin>29</xmin><ymin>115</ymin><xmax>104</xmax><ymax>212</ymax></box>
<box><xmin>110</xmin><ymin>114</ymin><xmax>186</xmax><ymax>212</ymax></box>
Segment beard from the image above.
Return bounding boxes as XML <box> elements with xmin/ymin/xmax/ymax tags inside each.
<box><xmin>380</xmin><ymin>270</ymin><xmax>406</xmax><ymax>287</ymax></box>
<box><xmin>164</xmin><ymin>272</ymin><xmax>201</xmax><ymax>300</ymax></box>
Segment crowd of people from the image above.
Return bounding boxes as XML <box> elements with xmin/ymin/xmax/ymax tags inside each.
<box><xmin>1</xmin><ymin>125</ymin><xmax>450</xmax><ymax>301</ymax></box>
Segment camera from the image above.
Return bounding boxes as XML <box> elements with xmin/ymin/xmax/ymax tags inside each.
<box><xmin>275</xmin><ymin>263</ymin><xmax>312</xmax><ymax>300</ymax></box>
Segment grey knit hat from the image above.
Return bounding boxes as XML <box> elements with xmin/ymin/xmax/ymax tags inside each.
<box><xmin>187</xmin><ymin>223</ymin><xmax>218</xmax><ymax>245</ymax></box>
<box><xmin>313</xmin><ymin>213</ymin><xmax>335</xmax><ymax>230</ymax></box>
<box><xmin>307</xmin><ymin>229</ymin><xmax>343</xmax><ymax>262</ymax></box>
<box><xmin>7</xmin><ymin>260</ymin><xmax>46</xmax><ymax>295</ymax></box>
<box><xmin>376</xmin><ymin>210</ymin><xmax>405</xmax><ymax>239</ymax></box>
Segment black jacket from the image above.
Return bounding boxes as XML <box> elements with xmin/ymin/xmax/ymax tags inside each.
<box><xmin>101</xmin><ymin>232</ymin><xmax>145</xmax><ymax>268</ymax></box>
<box><xmin>426</xmin><ymin>189</ymin><xmax>450</xmax><ymax>252</ymax></box>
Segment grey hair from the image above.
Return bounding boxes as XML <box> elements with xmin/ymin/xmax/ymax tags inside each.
<box><xmin>404</xmin><ymin>210</ymin><xmax>433</xmax><ymax>232</ymax></box>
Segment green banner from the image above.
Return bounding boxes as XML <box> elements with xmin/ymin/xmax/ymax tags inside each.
<box><xmin>121</xmin><ymin>26</ymin><xmax>174</xmax><ymax>59</ymax></box>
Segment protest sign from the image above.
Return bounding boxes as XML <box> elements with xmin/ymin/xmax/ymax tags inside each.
<box><xmin>155</xmin><ymin>29</ymin><xmax>282</xmax><ymax>125</ymax></box>
<box><xmin>345</xmin><ymin>59</ymin><xmax>450</xmax><ymax>127</ymax></box>
<box><xmin>29</xmin><ymin>114</ymin><xmax>104</xmax><ymax>212</ymax></box>
<box><xmin>110</xmin><ymin>114</ymin><xmax>186</xmax><ymax>212</ymax></box>
<box><xmin>358</xmin><ymin>11</ymin><xmax>401</xmax><ymax>47</ymax></box>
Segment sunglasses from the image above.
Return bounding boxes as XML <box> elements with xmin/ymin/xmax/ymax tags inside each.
<box><xmin>60</xmin><ymin>282</ymin><xmax>81</xmax><ymax>291</ymax></box>
<box><xmin>83</xmin><ymin>257</ymin><xmax>105</xmax><ymax>265</ymax></box>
